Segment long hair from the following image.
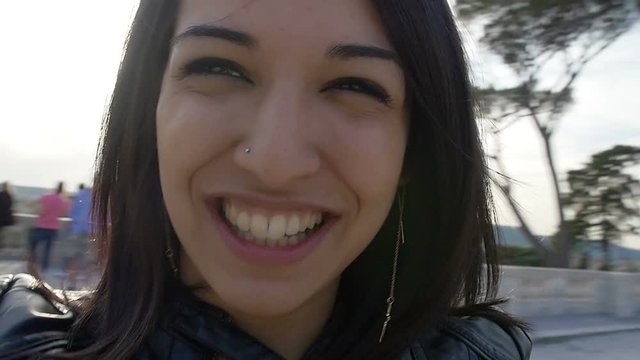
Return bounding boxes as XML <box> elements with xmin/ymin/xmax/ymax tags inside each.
<box><xmin>69</xmin><ymin>0</ymin><xmax>517</xmax><ymax>358</ymax></box>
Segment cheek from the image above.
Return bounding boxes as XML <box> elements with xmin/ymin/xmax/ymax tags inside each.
<box><xmin>156</xmin><ymin>93</ymin><xmax>241</xmax><ymax>229</ymax></box>
<box><xmin>317</xmin><ymin>111</ymin><xmax>407</xmax><ymax>256</ymax></box>
<box><xmin>157</xmin><ymin>96</ymin><xmax>234</xmax><ymax>165</ymax></box>
<box><xmin>324</xmin><ymin>121</ymin><xmax>406</xmax><ymax>279</ymax></box>
<box><xmin>325</xmin><ymin>116</ymin><xmax>407</xmax><ymax>203</ymax></box>
<box><xmin>156</xmin><ymin>89</ymin><xmax>253</xmax><ymax>184</ymax></box>
<box><xmin>348</xmin><ymin>131</ymin><xmax>404</xmax><ymax>239</ymax></box>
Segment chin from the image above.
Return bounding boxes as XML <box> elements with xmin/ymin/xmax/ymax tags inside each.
<box><xmin>207</xmin><ymin>273</ymin><xmax>329</xmax><ymax>318</ymax></box>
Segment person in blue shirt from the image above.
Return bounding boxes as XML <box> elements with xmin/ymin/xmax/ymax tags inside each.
<box><xmin>66</xmin><ymin>183</ymin><xmax>95</xmax><ymax>288</ymax></box>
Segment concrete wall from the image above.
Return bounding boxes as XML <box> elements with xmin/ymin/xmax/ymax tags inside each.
<box><xmin>499</xmin><ymin>265</ymin><xmax>640</xmax><ymax>318</ymax></box>
<box><xmin>4</xmin><ymin>216</ymin><xmax>640</xmax><ymax>319</ymax></box>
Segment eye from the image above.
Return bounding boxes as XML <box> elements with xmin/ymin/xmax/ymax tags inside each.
<box><xmin>181</xmin><ymin>57</ymin><xmax>253</xmax><ymax>84</ymax></box>
<box><xmin>323</xmin><ymin>77</ymin><xmax>391</xmax><ymax>105</ymax></box>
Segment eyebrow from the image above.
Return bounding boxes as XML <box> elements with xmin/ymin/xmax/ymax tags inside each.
<box><xmin>171</xmin><ymin>25</ymin><xmax>399</xmax><ymax>64</ymax></box>
<box><xmin>327</xmin><ymin>44</ymin><xmax>399</xmax><ymax>63</ymax></box>
<box><xmin>171</xmin><ymin>24</ymin><xmax>257</xmax><ymax>48</ymax></box>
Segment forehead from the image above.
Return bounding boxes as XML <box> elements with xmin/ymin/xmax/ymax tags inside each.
<box><xmin>175</xmin><ymin>0</ymin><xmax>391</xmax><ymax>48</ymax></box>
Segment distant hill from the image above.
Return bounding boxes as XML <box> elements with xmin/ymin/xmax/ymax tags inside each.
<box><xmin>10</xmin><ymin>185</ymin><xmax>50</xmax><ymax>214</ymax></box>
<box><xmin>496</xmin><ymin>225</ymin><xmax>640</xmax><ymax>263</ymax></box>
<box><xmin>574</xmin><ymin>241</ymin><xmax>640</xmax><ymax>262</ymax></box>
<box><xmin>12</xmin><ymin>185</ymin><xmax>49</xmax><ymax>201</ymax></box>
<box><xmin>495</xmin><ymin>226</ymin><xmax>549</xmax><ymax>249</ymax></box>
<box><xmin>11</xmin><ymin>185</ymin><xmax>89</xmax><ymax>215</ymax></box>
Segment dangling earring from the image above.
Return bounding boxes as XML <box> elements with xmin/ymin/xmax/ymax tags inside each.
<box><xmin>164</xmin><ymin>220</ymin><xmax>179</xmax><ymax>279</ymax></box>
<box><xmin>165</xmin><ymin>243</ymin><xmax>179</xmax><ymax>278</ymax></box>
<box><xmin>379</xmin><ymin>189</ymin><xmax>405</xmax><ymax>343</ymax></box>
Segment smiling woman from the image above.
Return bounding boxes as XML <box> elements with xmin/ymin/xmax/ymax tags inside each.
<box><xmin>0</xmin><ymin>1</ymin><xmax>531</xmax><ymax>359</ymax></box>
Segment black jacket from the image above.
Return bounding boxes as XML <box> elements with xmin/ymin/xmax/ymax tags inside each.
<box><xmin>0</xmin><ymin>274</ymin><xmax>532</xmax><ymax>359</ymax></box>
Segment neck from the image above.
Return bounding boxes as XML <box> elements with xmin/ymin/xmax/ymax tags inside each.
<box><xmin>191</xmin><ymin>280</ymin><xmax>339</xmax><ymax>360</ymax></box>
<box><xmin>231</xmin><ymin>282</ymin><xmax>339</xmax><ymax>359</ymax></box>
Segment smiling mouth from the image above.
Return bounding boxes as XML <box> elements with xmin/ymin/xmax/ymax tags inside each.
<box><xmin>217</xmin><ymin>198</ymin><xmax>328</xmax><ymax>248</ymax></box>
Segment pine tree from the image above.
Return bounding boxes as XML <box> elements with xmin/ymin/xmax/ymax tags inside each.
<box><xmin>563</xmin><ymin>145</ymin><xmax>640</xmax><ymax>270</ymax></box>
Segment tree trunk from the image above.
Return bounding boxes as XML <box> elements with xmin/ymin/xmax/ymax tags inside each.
<box><xmin>497</xmin><ymin>183</ymin><xmax>558</xmax><ymax>266</ymax></box>
<box><xmin>541</xmin><ymin>134</ymin><xmax>571</xmax><ymax>267</ymax></box>
<box><xmin>491</xmin><ymin>134</ymin><xmax>559</xmax><ymax>267</ymax></box>
<box><xmin>601</xmin><ymin>238</ymin><xmax>611</xmax><ymax>271</ymax></box>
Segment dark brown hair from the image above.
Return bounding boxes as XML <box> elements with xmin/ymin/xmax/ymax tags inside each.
<box><xmin>55</xmin><ymin>181</ymin><xmax>64</xmax><ymax>195</ymax></box>
<box><xmin>68</xmin><ymin>0</ymin><xmax>519</xmax><ymax>358</ymax></box>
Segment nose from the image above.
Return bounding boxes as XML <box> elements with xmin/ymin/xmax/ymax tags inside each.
<box><xmin>234</xmin><ymin>85</ymin><xmax>320</xmax><ymax>188</ymax></box>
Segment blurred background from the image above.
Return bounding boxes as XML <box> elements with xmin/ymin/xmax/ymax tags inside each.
<box><xmin>0</xmin><ymin>1</ymin><xmax>639</xmax><ymax>359</ymax></box>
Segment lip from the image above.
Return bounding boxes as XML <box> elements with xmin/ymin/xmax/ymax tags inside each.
<box><xmin>206</xmin><ymin>193</ymin><xmax>336</xmax><ymax>214</ymax></box>
<box><xmin>206</xmin><ymin>196</ymin><xmax>339</xmax><ymax>266</ymax></box>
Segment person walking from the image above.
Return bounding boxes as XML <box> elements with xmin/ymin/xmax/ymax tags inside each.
<box><xmin>0</xmin><ymin>182</ymin><xmax>15</xmax><ymax>248</ymax></box>
<box><xmin>66</xmin><ymin>183</ymin><xmax>94</xmax><ymax>288</ymax></box>
<box><xmin>29</xmin><ymin>182</ymin><xmax>69</xmax><ymax>271</ymax></box>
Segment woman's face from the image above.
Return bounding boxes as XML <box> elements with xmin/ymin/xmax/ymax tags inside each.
<box><xmin>157</xmin><ymin>0</ymin><xmax>407</xmax><ymax>317</ymax></box>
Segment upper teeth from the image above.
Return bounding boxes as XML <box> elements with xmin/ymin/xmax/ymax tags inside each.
<box><xmin>223</xmin><ymin>200</ymin><xmax>323</xmax><ymax>246</ymax></box>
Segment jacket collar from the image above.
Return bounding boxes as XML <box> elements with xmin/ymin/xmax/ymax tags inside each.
<box><xmin>155</xmin><ymin>291</ymin><xmax>344</xmax><ymax>360</ymax></box>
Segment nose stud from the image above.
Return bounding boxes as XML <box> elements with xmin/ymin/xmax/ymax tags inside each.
<box><xmin>244</xmin><ymin>147</ymin><xmax>252</xmax><ymax>154</ymax></box>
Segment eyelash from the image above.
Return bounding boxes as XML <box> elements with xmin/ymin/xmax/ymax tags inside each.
<box><xmin>181</xmin><ymin>57</ymin><xmax>252</xmax><ymax>83</ymax></box>
<box><xmin>181</xmin><ymin>58</ymin><xmax>391</xmax><ymax>104</ymax></box>
<box><xmin>322</xmin><ymin>77</ymin><xmax>391</xmax><ymax>105</ymax></box>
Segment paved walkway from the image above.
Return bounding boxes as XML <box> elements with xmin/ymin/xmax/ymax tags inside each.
<box><xmin>526</xmin><ymin>314</ymin><xmax>640</xmax><ymax>342</ymax></box>
<box><xmin>0</xmin><ymin>255</ymin><xmax>101</xmax><ymax>290</ymax></box>
<box><xmin>532</xmin><ymin>330</ymin><xmax>640</xmax><ymax>359</ymax></box>
<box><xmin>0</xmin><ymin>260</ymin><xmax>26</xmax><ymax>275</ymax></box>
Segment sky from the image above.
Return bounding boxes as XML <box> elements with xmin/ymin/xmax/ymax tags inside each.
<box><xmin>460</xmin><ymin>15</ymin><xmax>640</xmax><ymax>248</ymax></box>
<box><xmin>0</xmin><ymin>1</ymin><xmax>638</xmax><ymax>248</ymax></box>
<box><xmin>0</xmin><ymin>0</ymin><xmax>138</xmax><ymax>187</ymax></box>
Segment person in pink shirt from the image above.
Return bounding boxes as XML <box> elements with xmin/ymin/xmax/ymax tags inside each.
<box><xmin>29</xmin><ymin>182</ymin><xmax>69</xmax><ymax>270</ymax></box>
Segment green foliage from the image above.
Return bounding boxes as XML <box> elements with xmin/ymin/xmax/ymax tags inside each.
<box><xmin>497</xmin><ymin>246</ymin><xmax>544</xmax><ymax>266</ymax></box>
<box><xmin>460</xmin><ymin>0</ymin><xmax>640</xmax><ymax>135</ymax></box>
<box><xmin>563</xmin><ymin>145</ymin><xmax>640</xmax><ymax>244</ymax></box>
<box><xmin>458</xmin><ymin>0</ymin><xmax>637</xmax><ymax>75</ymax></box>
<box><xmin>455</xmin><ymin>0</ymin><xmax>640</xmax><ymax>267</ymax></box>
